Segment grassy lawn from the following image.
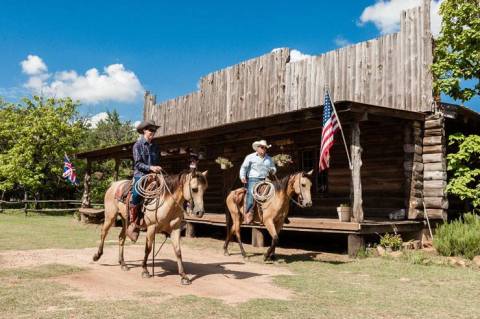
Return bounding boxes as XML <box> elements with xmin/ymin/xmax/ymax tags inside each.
<box><xmin>1</xmin><ymin>210</ymin><xmax>480</xmax><ymax>318</ymax></box>
<box><xmin>0</xmin><ymin>210</ymin><xmax>120</xmax><ymax>250</ymax></box>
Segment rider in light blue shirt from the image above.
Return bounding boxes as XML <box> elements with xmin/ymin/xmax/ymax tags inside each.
<box><xmin>239</xmin><ymin>140</ymin><xmax>276</xmax><ymax>224</ymax></box>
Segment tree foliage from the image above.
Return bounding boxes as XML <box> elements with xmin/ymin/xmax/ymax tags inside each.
<box><xmin>446</xmin><ymin>133</ymin><xmax>480</xmax><ymax>212</ymax></box>
<box><xmin>0</xmin><ymin>97</ymin><xmax>86</xmax><ymax>197</ymax></box>
<box><xmin>432</xmin><ymin>0</ymin><xmax>480</xmax><ymax>102</ymax></box>
<box><xmin>81</xmin><ymin>110</ymin><xmax>136</xmax><ymax>150</ymax></box>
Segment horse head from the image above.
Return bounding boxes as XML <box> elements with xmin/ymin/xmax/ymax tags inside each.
<box><xmin>183</xmin><ymin>170</ymin><xmax>208</xmax><ymax>218</ymax></box>
<box><xmin>292</xmin><ymin>170</ymin><xmax>313</xmax><ymax>208</ymax></box>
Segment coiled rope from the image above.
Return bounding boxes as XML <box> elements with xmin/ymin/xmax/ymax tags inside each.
<box><xmin>252</xmin><ymin>181</ymin><xmax>275</xmax><ymax>204</ymax></box>
<box><xmin>133</xmin><ymin>173</ymin><xmax>168</xmax><ymax>200</ymax></box>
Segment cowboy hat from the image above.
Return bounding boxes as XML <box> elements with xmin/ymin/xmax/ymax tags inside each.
<box><xmin>252</xmin><ymin>139</ymin><xmax>271</xmax><ymax>151</ymax></box>
<box><xmin>136</xmin><ymin>120</ymin><xmax>160</xmax><ymax>134</ymax></box>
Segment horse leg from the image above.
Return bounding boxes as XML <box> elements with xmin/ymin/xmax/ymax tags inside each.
<box><xmin>118</xmin><ymin>216</ymin><xmax>128</xmax><ymax>271</ymax></box>
<box><xmin>93</xmin><ymin>209</ymin><xmax>116</xmax><ymax>262</ymax></box>
<box><xmin>170</xmin><ymin>227</ymin><xmax>191</xmax><ymax>285</ymax></box>
<box><xmin>141</xmin><ymin>225</ymin><xmax>155</xmax><ymax>278</ymax></box>
<box><xmin>234</xmin><ymin>218</ymin><xmax>247</xmax><ymax>258</ymax></box>
<box><xmin>263</xmin><ymin>219</ymin><xmax>279</xmax><ymax>262</ymax></box>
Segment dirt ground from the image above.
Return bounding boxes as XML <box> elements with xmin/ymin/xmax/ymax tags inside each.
<box><xmin>0</xmin><ymin>238</ymin><xmax>300</xmax><ymax>304</ymax></box>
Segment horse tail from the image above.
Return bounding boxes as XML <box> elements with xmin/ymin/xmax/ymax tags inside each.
<box><xmin>225</xmin><ymin>194</ymin><xmax>233</xmax><ymax>234</ymax></box>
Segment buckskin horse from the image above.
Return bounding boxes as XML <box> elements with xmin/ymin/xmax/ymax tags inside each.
<box><xmin>224</xmin><ymin>170</ymin><xmax>313</xmax><ymax>261</ymax></box>
<box><xmin>92</xmin><ymin>170</ymin><xmax>208</xmax><ymax>285</ymax></box>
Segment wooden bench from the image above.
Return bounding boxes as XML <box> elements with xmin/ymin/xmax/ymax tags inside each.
<box><xmin>78</xmin><ymin>208</ymin><xmax>105</xmax><ymax>224</ymax></box>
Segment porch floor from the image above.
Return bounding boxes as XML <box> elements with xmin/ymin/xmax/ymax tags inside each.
<box><xmin>185</xmin><ymin>213</ymin><xmax>425</xmax><ymax>235</ymax></box>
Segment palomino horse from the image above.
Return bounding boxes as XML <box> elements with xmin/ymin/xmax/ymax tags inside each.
<box><xmin>92</xmin><ymin>170</ymin><xmax>208</xmax><ymax>285</ymax></box>
<box><xmin>224</xmin><ymin>171</ymin><xmax>313</xmax><ymax>261</ymax></box>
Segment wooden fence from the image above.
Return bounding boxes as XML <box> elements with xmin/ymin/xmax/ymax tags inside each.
<box><xmin>143</xmin><ymin>0</ymin><xmax>433</xmax><ymax>136</ymax></box>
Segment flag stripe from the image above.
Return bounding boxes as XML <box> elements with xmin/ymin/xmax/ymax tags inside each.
<box><xmin>319</xmin><ymin>91</ymin><xmax>339</xmax><ymax>171</ymax></box>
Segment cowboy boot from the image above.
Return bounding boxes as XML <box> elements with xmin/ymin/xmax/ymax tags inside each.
<box><xmin>126</xmin><ymin>204</ymin><xmax>140</xmax><ymax>242</ymax></box>
<box><xmin>244</xmin><ymin>211</ymin><xmax>254</xmax><ymax>225</ymax></box>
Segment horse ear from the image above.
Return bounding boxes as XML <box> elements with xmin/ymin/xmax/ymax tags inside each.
<box><xmin>201</xmin><ymin>170</ymin><xmax>208</xmax><ymax>177</ymax></box>
<box><xmin>306</xmin><ymin>169</ymin><xmax>314</xmax><ymax>176</ymax></box>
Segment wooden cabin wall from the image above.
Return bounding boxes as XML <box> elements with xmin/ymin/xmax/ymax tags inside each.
<box><xmin>157</xmin><ymin>118</ymin><xmax>406</xmax><ymax>219</ymax></box>
<box><xmin>143</xmin><ymin>2</ymin><xmax>433</xmax><ymax>137</ymax></box>
<box><xmin>285</xmin><ymin>1</ymin><xmax>433</xmax><ymax>113</ymax></box>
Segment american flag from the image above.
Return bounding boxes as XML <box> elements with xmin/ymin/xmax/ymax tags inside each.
<box><xmin>319</xmin><ymin>90</ymin><xmax>339</xmax><ymax>171</ymax></box>
<box><xmin>63</xmin><ymin>154</ymin><xmax>79</xmax><ymax>186</ymax></box>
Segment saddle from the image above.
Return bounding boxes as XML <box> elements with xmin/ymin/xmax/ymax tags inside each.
<box><xmin>232</xmin><ymin>188</ymin><xmax>263</xmax><ymax>224</ymax></box>
<box><xmin>115</xmin><ymin>180</ymin><xmax>133</xmax><ymax>204</ymax></box>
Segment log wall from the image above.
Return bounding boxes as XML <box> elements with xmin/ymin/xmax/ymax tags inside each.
<box><xmin>156</xmin><ymin>116</ymin><xmax>406</xmax><ymax>219</ymax></box>
<box><xmin>422</xmin><ymin>113</ymin><xmax>448</xmax><ymax>220</ymax></box>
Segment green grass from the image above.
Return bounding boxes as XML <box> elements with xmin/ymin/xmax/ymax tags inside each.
<box><xmin>0</xmin><ymin>209</ymin><xmax>121</xmax><ymax>250</ymax></box>
<box><xmin>1</xmin><ymin>209</ymin><xmax>480</xmax><ymax>318</ymax></box>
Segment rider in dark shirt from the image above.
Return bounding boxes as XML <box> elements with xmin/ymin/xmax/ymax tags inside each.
<box><xmin>126</xmin><ymin>120</ymin><xmax>162</xmax><ymax>242</ymax></box>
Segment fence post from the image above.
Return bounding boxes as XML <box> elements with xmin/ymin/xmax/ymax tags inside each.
<box><xmin>24</xmin><ymin>191</ymin><xmax>28</xmax><ymax>216</ymax></box>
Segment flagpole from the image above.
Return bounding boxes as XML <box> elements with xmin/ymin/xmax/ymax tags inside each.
<box><xmin>326</xmin><ymin>87</ymin><xmax>353</xmax><ymax>170</ymax></box>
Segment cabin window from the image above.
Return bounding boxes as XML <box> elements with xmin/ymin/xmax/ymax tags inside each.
<box><xmin>300</xmin><ymin>148</ymin><xmax>328</xmax><ymax>194</ymax></box>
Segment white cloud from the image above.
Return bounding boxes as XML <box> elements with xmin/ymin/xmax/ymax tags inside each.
<box><xmin>20</xmin><ymin>55</ymin><xmax>47</xmax><ymax>75</ymax></box>
<box><xmin>334</xmin><ymin>36</ymin><xmax>352</xmax><ymax>47</ymax></box>
<box><xmin>87</xmin><ymin>112</ymin><xmax>109</xmax><ymax>128</ymax></box>
<box><xmin>20</xmin><ymin>55</ymin><xmax>144</xmax><ymax>104</ymax></box>
<box><xmin>359</xmin><ymin>0</ymin><xmax>443</xmax><ymax>36</ymax></box>
<box><xmin>271</xmin><ymin>48</ymin><xmax>312</xmax><ymax>62</ymax></box>
<box><xmin>289</xmin><ymin>49</ymin><xmax>312</xmax><ymax>62</ymax></box>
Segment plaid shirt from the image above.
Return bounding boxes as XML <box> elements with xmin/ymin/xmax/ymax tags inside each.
<box><xmin>133</xmin><ymin>136</ymin><xmax>160</xmax><ymax>177</ymax></box>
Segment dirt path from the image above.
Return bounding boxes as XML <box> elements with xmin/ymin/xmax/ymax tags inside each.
<box><xmin>0</xmin><ymin>238</ymin><xmax>296</xmax><ymax>304</ymax></box>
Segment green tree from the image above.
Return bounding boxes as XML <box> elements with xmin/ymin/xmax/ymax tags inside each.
<box><xmin>446</xmin><ymin>133</ymin><xmax>480</xmax><ymax>212</ymax></box>
<box><xmin>82</xmin><ymin>110</ymin><xmax>137</xmax><ymax>149</ymax></box>
<box><xmin>0</xmin><ymin>96</ymin><xmax>86</xmax><ymax>198</ymax></box>
<box><xmin>432</xmin><ymin>0</ymin><xmax>480</xmax><ymax>102</ymax></box>
<box><xmin>80</xmin><ymin>110</ymin><xmax>137</xmax><ymax>202</ymax></box>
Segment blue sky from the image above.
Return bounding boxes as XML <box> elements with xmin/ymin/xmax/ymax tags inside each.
<box><xmin>0</xmin><ymin>0</ymin><xmax>478</xmax><ymax>125</ymax></box>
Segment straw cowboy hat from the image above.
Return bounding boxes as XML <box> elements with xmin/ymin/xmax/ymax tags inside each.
<box><xmin>136</xmin><ymin>120</ymin><xmax>160</xmax><ymax>134</ymax></box>
<box><xmin>252</xmin><ymin>139</ymin><xmax>271</xmax><ymax>151</ymax></box>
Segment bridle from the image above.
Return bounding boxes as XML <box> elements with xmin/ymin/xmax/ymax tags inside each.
<box><xmin>290</xmin><ymin>173</ymin><xmax>307</xmax><ymax>208</ymax></box>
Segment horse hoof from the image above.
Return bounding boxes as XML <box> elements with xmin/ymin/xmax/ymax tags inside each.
<box><xmin>142</xmin><ymin>271</ymin><xmax>151</xmax><ymax>278</ymax></box>
<box><xmin>223</xmin><ymin>250</ymin><xmax>229</xmax><ymax>256</ymax></box>
<box><xmin>181</xmin><ymin>277</ymin><xmax>192</xmax><ymax>285</ymax></box>
<box><xmin>121</xmin><ymin>264</ymin><xmax>129</xmax><ymax>271</ymax></box>
<box><xmin>92</xmin><ymin>253</ymin><xmax>101</xmax><ymax>262</ymax></box>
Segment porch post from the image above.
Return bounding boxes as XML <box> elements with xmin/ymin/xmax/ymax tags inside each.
<box><xmin>81</xmin><ymin>159</ymin><xmax>92</xmax><ymax>208</ymax></box>
<box><xmin>113</xmin><ymin>157</ymin><xmax>120</xmax><ymax>181</ymax></box>
<box><xmin>350</xmin><ymin>117</ymin><xmax>364</xmax><ymax>222</ymax></box>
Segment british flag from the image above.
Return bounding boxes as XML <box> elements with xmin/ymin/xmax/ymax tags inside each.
<box><xmin>319</xmin><ymin>90</ymin><xmax>339</xmax><ymax>171</ymax></box>
<box><xmin>63</xmin><ymin>154</ymin><xmax>79</xmax><ymax>186</ymax></box>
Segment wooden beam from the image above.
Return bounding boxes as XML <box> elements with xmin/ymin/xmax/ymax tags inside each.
<box><xmin>113</xmin><ymin>157</ymin><xmax>120</xmax><ymax>181</ymax></box>
<box><xmin>81</xmin><ymin>160</ymin><xmax>92</xmax><ymax>208</ymax></box>
<box><xmin>348</xmin><ymin>234</ymin><xmax>365</xmax><ymax>257</ymax></box>
<box><xmin>251</xmin><ymin>228</ymin><xmax>265</xmax><ymax>247</ymax></box>
<box><xmin>350</xmin><ymin>117</ymin><xmax>364</xmax><ymax>222</ymax></box>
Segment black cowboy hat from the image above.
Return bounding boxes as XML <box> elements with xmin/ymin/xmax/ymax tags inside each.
<box><xmin>136</xmin><ymin>120</ymin><xmax>160</xmax><ymax>134</ymax></box>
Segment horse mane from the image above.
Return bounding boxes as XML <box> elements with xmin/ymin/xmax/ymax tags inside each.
<box><xmin>271</xmin><ymin>171</ymin><xmax>312</xmax><ymax>192</ymax></box>
<box><xmin>163</xmin><ymin>170</ymin><xmax>207</xmax><ymax>192</ymax></box>
<box><xmin>272</xmin><ymin>174</ymin><xmax>294</xmax><ymax>192</ymax></box>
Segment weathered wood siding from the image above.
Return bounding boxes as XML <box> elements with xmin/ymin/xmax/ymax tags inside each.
<box><xmin>144</xmin><ymin>1</ymin><xmax>433</xmax><ymax>136</ymax></box>
<box><xmin>285</xmin><ymin>2</ymin><xmax>433</xmax><ymax>112</ymax></box>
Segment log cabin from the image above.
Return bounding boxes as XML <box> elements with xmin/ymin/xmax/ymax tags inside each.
<box><xmin>77</xmin><ymin>0</ymin><xmax>480</xmax><ymax>255</ymax></box>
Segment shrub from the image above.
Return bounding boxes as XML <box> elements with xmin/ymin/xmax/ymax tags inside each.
<box><xmin>379</xmin><ymin>233</ymin><xmax>403</xmax><ymax>251</ymax></box>
<box><xmin>434</xmin><ymin>213</ymin><xmax>480</xmax><ymax>259</ymax></box>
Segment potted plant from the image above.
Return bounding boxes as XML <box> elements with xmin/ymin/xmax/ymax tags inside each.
<box><xmin>272</xmin><ymin>154</ymin><xmax>293</xmax><ymax>167</ymax></box>
<box><xmin>336</xmin><ymin>203</ymin><xmax>352</xmax><ymax>222</ymax></box>
<box><xmin>215</xmin><ymin>157</ymin><xmax>233</xmax><ymax>170</ymax></box>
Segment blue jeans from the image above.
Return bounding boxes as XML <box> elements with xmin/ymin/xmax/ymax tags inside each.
<box><xmin>245</xmin><ymin>177</ymin><xmax>262</xmax><ymax>213</ymax></box>
<box><xmin>130</xmin><ymin>176</ymin><xmax>142</xmax><ymax>206</ymax></box>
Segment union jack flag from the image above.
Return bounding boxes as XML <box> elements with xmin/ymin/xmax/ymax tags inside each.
<box><xmin>319</xmin><ymin>90</ymin><xmax>339</xmax><ymax>171</ymax></box>
<box><xmin>63</xmin><ymin>154</ymin><xmax>79</xmax><ymax>186</ymax></box>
